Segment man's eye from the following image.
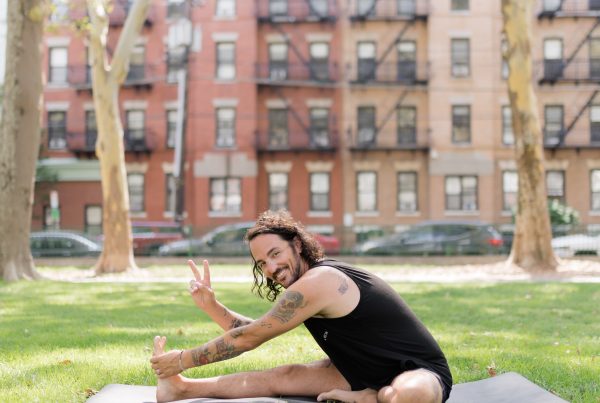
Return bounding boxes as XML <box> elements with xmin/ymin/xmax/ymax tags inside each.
<box><xmin>273</xmin><ymin>250</ymin><xmax>280</xmax><ymax>257</ymax></box>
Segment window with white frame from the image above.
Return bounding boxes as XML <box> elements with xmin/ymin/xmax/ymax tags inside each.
<box><xmin>445</xmin><ymin>175</ymin><xmax>478</xmax><ymax>211</ymax></box>
<box><xmin>502</xmin><ymin>106</ymin><xmax>514</xmax><ymax>145</ymax></box>
<box><xmin>543</xmin><ymin>0</ymin><xmax>561</xmax><ymax>13</ymax></box>
<box><xmin>451</xmin><ymin>0</ymin><xmax>469</xmax><ymax>11</ymax></box>
<box><xmin>310</xmin><ymin>172</ymin><xmax>330</xmax><ymax>211</ymax></box>
<box><xmin>84</xmin><ymin>205</ymin><xmax>102</xmax><ymax>236</ymax></box>
<box><xmin>210</xmin><ymin>177</ymin><xmax>241</xmax><ymax>213</ymax></box>
<box><xmin>546</xmin><ymin>170</ymin><xmax>565</xmax><ymax>204</ymax></box>
<box><xmin>268</xmin><ymin>43</ymin><xmax>288</xmax><ymax>80</ymax></box>
<box><xmin>397</xmin><ymin>172</ymin><xmax>417</xmax><ymax>213</ymax></box>
<box><xmin>49</xmin><ymin>47</ymin><xmax>68</xmax><ymax>84</ymax></box>
<box><xmin>128</xmin><ymin>173</ymin><xmax>145</xmax><ymax>213</ymax></box>
<box><xmin>216</xmin><ymin>42</ymin><xmax>236</xmax><ymax>80</ymax></box>
<box><xmin>309</xmin><ymin>42</ymin><xmax>330</xmax><ymax>81</ymax></box>
<box><xmin>269</xmin><ymin>172</ymin><xmax>288</xmax><ymax>211</ymax></box>
<box><xmin>544</xmin><ymin>105</ymin><xmax>563</xmax><ymax>145</ymax></box>
<box><xmin>126</xmin><ymin>110</ymin><xmax>146</xmax><ymax>149</ymax></box>
<box><xmin>451</xmin><ymin>38</ymin><xmax>470</xmax><ymax>77</ymax></box>
<box><xmin>165</xmin><ymin>173</ymin><xmax>176</xmax><ymax>214</ymax></box>
<box><xmin>357</xmin><ymin>171</ymin><xmax>377</xmax><ymax>212</ymax></box>
<box><xmin>502</xmin><ymin>170</ymin><xmax>518</xmax><ymax>212</ymax></box>
<box><xmin>357</xmin><ymin>41</ymin><xmax>376</xmax><ymax>82</ymax></box>
<box><xmin>269</xmin><ymin>0</ymin><xmax>287</xmax><ymax>16</ymax></box>
<box><xmin>215</xmin><ymin>0</ymin><xmax>236</xmax><ymax>17</ymax></box>
<box><xmin>357</xmin><ymin>106</ymin><xmax>376</xmax><ymax>145</ymax></box>
<box><xmin>310</xmin><ymin>108</ymin><xmax>330</xmax><ymax>147</ymax></box>
<box><xmin>127</xmin><ymin>44</ymin><xmax>146</xmax><ymax>81</ymax></box>
<box><xmin>452</xmin><ymin>105</ymin><xmax>471</xmax><ymax>144</ymax></box>
<box><xmin>591</xmin><ymin>170</ymin><xmax>600</xmax><ymax>211</ymax></box>
<box><xmin>48</xmin><ymin>111</ymin><xmax>67</xmax><ymax>150</ymax></box>
<box><xmin>543</xmin><ymin>38</ymin><xmax>563</xmax><ymax>80</ymax></box>
<box><xmin>590</xmin><ymin>105</ymin><xmax>600</xmax><ymax>143</ymax></box>
<box><xmin>268</xmin><ymin>108</ymin><xmax>288</xmax><ymax>147</ymax></box>
<box><xmin>216</xmin><ymin>107</ymin><xmax>235</xmax><ymax>147</ymax></box>
<box><xmin>397</xmin><ymin>106</ymin><xmax>416</xmax><ymax>144</ymax></box>
<box><xmin>166</xmin><ymin>109</ymin><xmax>178</xmax><ymax>148</ymax></box>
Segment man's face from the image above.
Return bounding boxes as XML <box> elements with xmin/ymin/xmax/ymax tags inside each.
<box><xmin>249</xmin><ymin>233</ymin><xmax>303</xmax><ymax>288</ymax></box>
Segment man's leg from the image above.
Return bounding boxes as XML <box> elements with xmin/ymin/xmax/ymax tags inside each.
<box><xmin>154</xmin><ymin>336</ymin><xmax>351</xmax><ymax>402</ymax></box>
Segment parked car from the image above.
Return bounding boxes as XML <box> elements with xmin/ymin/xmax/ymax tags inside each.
<box><xmin>353</xmin><ymin>221</ymin><xmax>505</xmax><ymax>256</ymax></box>
<box><xmin>551</xmin><ymin>233</ymin><xmax>600</xmax><ymax>257</ymax></box>
<box><xmin>30</xmin><ymin>231</ymin><xmax>102</xmax><ymax>257</ymax></box>
<box><xmin>130</xmin><ymin>221</ymin><xmax>184</xmax><ymax>255</ymax></box>
<box><xmin>158</xmin><ymin>222</ymin><xmax>341</xmax><ymax>257</ymax></box>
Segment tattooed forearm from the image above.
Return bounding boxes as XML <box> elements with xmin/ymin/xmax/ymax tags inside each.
<box><xmin>191</xmin><ymin>337</ymin><xmax>243</xmax><ymax>367</ymax></box>
<box><xmin>270</xmin><ymin>291</ymin><xmax>306</xmax><ymax>324</ymax></box>
<box><xmin>338</xmin><ymin>277</ymin><xmax>348</xmax><ymax>295</ymax></box>
<box><xmin>230</xmin><ymin>318</ymin><xmax>246</xmax><ymax>329</ymax></box>
<box><xmin>230</xmin><ymin>327</ymin><xmax>244</xmax><ymax>339</ymax></box>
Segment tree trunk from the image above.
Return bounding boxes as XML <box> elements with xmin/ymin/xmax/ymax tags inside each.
<box><xmin>0</xmin><ymin>0</ymin><xmax>44</xmax><ymax>281</ymax></box>
<box><xmin>502</xmin><ymin>0</ymin><xmax>558</xmax><ymax>272</ymax></box>
<box><xmin>87</xmin><ymin>0</ymin><xmax>150</xmax><ymax>274</ymax></box>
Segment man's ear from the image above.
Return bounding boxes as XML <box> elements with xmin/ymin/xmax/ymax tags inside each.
<box><xmin>293</xmin><ymin>236</ymin><xmax>302</xmax><ymax>253</ymax></box>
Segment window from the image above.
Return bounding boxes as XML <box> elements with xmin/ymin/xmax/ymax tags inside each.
<box><xmin>269</xmin><ymin>172</ymin><xmax>288</xmax><ymax>211</ymax></box>
<box><xmin>357</xmin><ymin>172</ymin><xmax>377</xmax><ymax>212</ymax></box>
<box><xmin>501</xmin><ymin>39</ymin><xmax>509</xmax><ymax>80</ymax></box>
<box><xmin>543</xmin><ymin>38</ymin><xmax>563</xmax><ymax>80</ymax></box>
<box><xmin>309</xmin><ymin>0</ymin><xmax>328</xmax><ymax>16</ymax></box>
<box><xmin>125</xmin><ymin>110</ymin><xmax>145</xmax><ymax>150</ymax></box>
<box><xmin>309</xmin><ymin>42</ymin><xmax>329</xmax><ymax>81</ymax></box>
<box><xmin>166</xmin><ymin>109</ymin><xmax>178</xmax><ymax>148</ymax></box>
<box><xmin>310</xmin><ymin>172</ymin><xmax>330</xmax><ymax>211</ymax></box>
<box><xmin>590</xmin><ymin>38</ymin><xmax>600</xmax><ymax>79</ymax></box>
<box><xmin>165</xmin><ymin>173</ymin><xmax>176</xmax><ymax>214</ymax></box>
<box><xmin>397</xmin><ymin>0</ymin><xmax>416</xmax><ymax>16</ymax></box>
<box><xmin>397</xmin><ymin>106</ymin><xmax>416</xmax><ymax>144</ymax></box>
<box><xmin>591</xmin><ymin>105</ymin><xmax>600</xmax><ymax>143</ymax></box>
<box><xmin>84</xmin><ymin>205</ymin><xmax>102</xmax><ymax>236</ymax></box>
<box><xmin>546</xmin><ymin>170</ymin><xmax>565</xmax><ymax>204</ymax></box>
<box><xmin>357</xmin><ymin>106</ymin><xmax>376</xmax><ymax>145</ymax></box>
<box><xmin>357</xmin><ymin>0</ymin><xmax>376</xmax><ymax>16</ymax></box>
<box><xmin>591</xmin><ymin>170</ymin><xmax>600</xmax><ymax>211</ymax></box>
<box><xmin>51</xmin><ymin>0</ymin><xmax>69</xmax><ymax>22</ymax></box>
<box><xmin>451</xmin><ymin>0</ymin><xmax>469</xmax><ymax>11</ymax></box>
<box><xmin>542</xmin><ymin>0</ymin><xmax>561</xmax><ymax>12</ymax></box>
<box><xmin>216</xmin><ymin>42</ymin><xmax>236</xmax><ymax>80</ymax></box>
<box><xmin>445</xmin><ymin>175</ymin><xmax>478</xmax><ymax>211</ymax></box>
<box><xmin>502</xmin><ymin>106</ymin><xmax>514</xmax><ymax>145</ymax></box>
<box><xmin>269</xmin><ymin>0</ymin><xmax>287</xmax><ymax>16</ymax></box>
<box><xmin>544</xmin><ymin>105</ymin><xmax>563</xmax><ymax>145</ymax></box>
<box><xmin>167</xmin><ymin>46</ymin><xmax>186</xmax><ymax>83</ymax></box>
<box><xmin>269</xmin><ymin>43</ymin><xmax>288</xmax><ymax>80</ymax></box>
<box><xmin>127</xmin><ymin>44</ymin><xmax>145</xmax><ymax>81</ymax></box>
<box><xmin>451</xmin><ymin>38</ymin><xmax>470</xmax><ymax>77</ymax></box>
<box><xmin>215</xmin><ymin>0</ymin><xmax>236</xmax><ymax>17</ymax></box>
<box><xmin>167</xmin><ymin>0</ymin><xmax>188</xmax><ymax>19</ymax></box>
<box><xmin>310</xmin><ymin>108</ymin><xmax>330</xmax><ymax>147</ymax></box>
<box><xmin>397</xmin><ymin>41</ymin><xmax>416</xmax><ymax>81</ymax></box>
<box><xmin>269</xmin><ymin>109</ymin><xmax>288</xmax><ymax>147</ymax></box>
<box><xmin>49</xmin><ymin>47</ymin><xmax>68</xmax><ymax>84</ymax></box>
<box><xmin>357</xmin><ymin>41</ymin><xmax>376</xmax><ymax>82</ymax></box>
<box><xmin>216</xmin><ymin>107</ymin><xmax>235</xmax><ymax>147</ymax></box>
<box><xmin>452</xmin><ymin>105</ymin><xmax>471</xmax><ymax>144</ymax></box>
<box><xmin>210</xmin><ymin>177</ymin><xmax>241</xmax><ymax>213</ymax></box>
<box><xmin>397</xmin><ymin>172</ymin><xmax>417</xmax><ymax>213</ymax></box>
<box><xmin>128</xmin><ymin>173</ymin><xmax>145</xmax><ymax>213</ymax></box>
<box><xmin>502</xmin><ymin>171</ymin><xmax>518</xmax><ymax>212</ymax></box>
<box><xmin>85</xmin><ymin>110</ymin><xmax>97</xmax><ymax>149</ymax></box>
<box><xmin>48</xmin><ymin>111</ymin><xmax>67</xmax><ymax>150</ymax></box>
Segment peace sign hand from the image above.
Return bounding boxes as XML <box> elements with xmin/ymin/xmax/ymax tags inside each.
<box><xmin>188</xmin><ymin>259</ymin><xmax>216</xmax><ymax>311</ymax></box>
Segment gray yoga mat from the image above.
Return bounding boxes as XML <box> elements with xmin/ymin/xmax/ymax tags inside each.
<box><xmin>87</xmin><ymin>372</ymin><xmax>568</xmax><ymax>403</ymax></box>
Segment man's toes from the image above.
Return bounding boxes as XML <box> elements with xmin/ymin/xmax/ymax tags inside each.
<box><xmin>153</xmin><ymin>335</ymin><xmax>166</xmax><ymax>356</ymax></box>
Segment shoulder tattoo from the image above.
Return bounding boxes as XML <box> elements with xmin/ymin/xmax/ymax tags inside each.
<box><xmin>338</xmin><ymin>277</ymin><xmax>349</xmax><ymax>295</ymax></box>
<box><xmin>270</xmin><ymin>291</ymin><xmax>306</xmax><ymax>324</ymax></box>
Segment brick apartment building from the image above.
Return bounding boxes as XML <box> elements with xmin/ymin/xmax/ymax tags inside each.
<box><xmin>32</xmin><ymin>0</ymin><xmax>600</xmax><ymax>249</ymax></box>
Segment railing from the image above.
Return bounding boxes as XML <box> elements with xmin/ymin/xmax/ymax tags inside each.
<box><xmin>349</xmin><ymin>128</ymin><xmax>429</xmax><ymax>150</ymax></box>
<box><xmin>543</xmin><ymin>128</ymin><xmax>600</xmax><ymax>148</ymax></box>
<box><xmin>536</xmin><ymin>58</ymin><xmax>600</xmax><ymax>83</ymax></box>
<box><xmin>66</xmin><ymin>131</ymin><xmax>98</xmax><ymax>154</ymax></box>
<box><xmin>255</xmin><ymin>62</ymin><xmax>340</xmax><ymax>84</ymax></box>
<box><xmin>255</xmin><ymin>0</ymin><xmax>338</xmax><ymax>22</ymax></box>
<box><xmin>347</xmin><ymin>0</ymin><xmax>429</xmax><ymax>20</ymax></box>
<box><xmin>255</xmin><ymin>127</ymin><xmax>340</xmax><ymax>151</ymax></box>
<box><xmin>124</xmin><ymin>129</ymin><xmax>157</xmax><ymax>152</ymax></box>
<box><xmin>66</xmin><ymin>63</ymin><xmax>160</xmax><ymax>88</ymax></box>
<box><xmin>347</xmin><ymin>60</ymin><xmax>429</xmax><ymax>85</ymax></box>
<box><xmin>537</xmin><ymin>0</ymin><xmax>600</xmax><ymax>17</ymax></box>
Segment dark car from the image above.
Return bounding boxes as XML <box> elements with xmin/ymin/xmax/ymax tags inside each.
<box><xmin>353</xmin><ymin>221</ymin><xmax>504</xmax><ymax>256</ymax></box>
<box><xmin>158</xmin><ymin>222</ymin><xmax>341</xmax><ymax>257</ymax></box>
<box><xmin>30</xmin><ymin>231</ymin><xmax>102</xmax><ymax>257</ymax></box>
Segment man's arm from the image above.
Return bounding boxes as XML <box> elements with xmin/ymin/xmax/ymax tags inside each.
<box><xmin>188</xmin><ymin>259</ymin><xmax>253</xmax><ymax>331</ymax></box>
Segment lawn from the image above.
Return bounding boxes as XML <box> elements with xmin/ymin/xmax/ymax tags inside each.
<box><xmin>0</xmin><ymin>267</ymin><xmax>598</xmax><ymax>402</ymax></box>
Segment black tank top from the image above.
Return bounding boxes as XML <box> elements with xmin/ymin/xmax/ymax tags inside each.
<box><xmin>304</xmin><ymin>259</ymin><xmax>452</xmax><ymax>400</ymax></box>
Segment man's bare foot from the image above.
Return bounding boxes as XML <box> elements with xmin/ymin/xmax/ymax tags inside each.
<box><xmin>153</xmin><ymin>336</ymin><xmax>187</xmax><ymax>403</ymax></box>
<box><xmin>317</xmin><ymin>388</ymin><xmax>378</xmax><ymax>403</ymax></box>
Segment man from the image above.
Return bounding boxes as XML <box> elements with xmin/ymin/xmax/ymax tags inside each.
<box><xmin>151</xmin><ymin>210</ymin><xmax>452</xmax><ymax>403</ymax></box>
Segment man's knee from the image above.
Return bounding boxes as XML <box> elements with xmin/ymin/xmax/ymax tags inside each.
<box><xmin>266</xmin><ymin>364</ymin><xmax>310</xmax><ymax>393</ymax></box>
<box><xmin>378</xmin><ymin>370</ymin><xmax>442</xmax><ymax>403</ymax></box>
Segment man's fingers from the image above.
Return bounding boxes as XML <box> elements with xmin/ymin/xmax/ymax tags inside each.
<box><xmin>203</xmin><ymin>259</ymin><xmax>211</xmax><ymax>284</ymax></box>
<box><xmin>188</xmin><ymin>260</ymin><xmax>202</xmax><ymax>281</ymax></box>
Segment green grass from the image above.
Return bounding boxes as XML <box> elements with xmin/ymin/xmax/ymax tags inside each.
<box><xmin>1</xmin><ymin>268</ymin><xmax>599</xmax><ymax>402</ymax></box>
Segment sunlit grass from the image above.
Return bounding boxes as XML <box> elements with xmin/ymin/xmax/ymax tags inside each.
<box><xmin>0</xmin><ymin>277</ymin><xmax>598</xmax><ymax>402</ymax></box>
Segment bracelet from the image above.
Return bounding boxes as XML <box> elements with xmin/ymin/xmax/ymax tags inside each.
<box><xmin>178</xmin><ymin>350</ymin><xmax>185</xmax><ymax>372</ymax></box>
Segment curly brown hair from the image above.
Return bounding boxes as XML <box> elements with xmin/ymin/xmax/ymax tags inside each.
<box><xmin>246</xmin><ymin>210</ymin><xmax>324</xmax><ymax>301</ymax></box>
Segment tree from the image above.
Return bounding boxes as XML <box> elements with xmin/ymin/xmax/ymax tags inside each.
<box><xmin>0</xmin><ymin>0</ymin><xmax>46</xmax><ymax>281</ymax></box>
<box><xmin>502</xmin><ymin>0</ymin><xmax>559</xmax><ymax>272</ymax></box>
<box><xmin>86</xmin><ymin>0</ymin><xmax>151</xmax><ymax>274</ymax></box>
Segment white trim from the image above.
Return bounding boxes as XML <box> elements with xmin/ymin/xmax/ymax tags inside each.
<box><xmin>213</xmin><ymin>98</ymin><xmax>239</xmax><ymax>107</ymax></box>
<box><xmin>395</xmin><ymin>211</ymin><xmax>421</xmax><ymax>217</ymax></box>
<box><xmin>306</xmin><ymin>98</ymin><xmax>332</xmax><ymax>108</ymax></box>
<box><xmin>130</xmin><ymin>212</ymin><xmax>148</xmax><ymax>219</ymax></box>
<box><xmin>394</xmin><ymin>161</ymin><xmax>421</xmax><ymax>171</ymax></box>
<box><xmin>266</xmin><ymin>99</ymin><xmax>289</xmax><ymax>108</ymax></box>
<box><xmin>355</xmin><ymin>211</ymin><xmax>379</xmax><ymax>217</ymax></box>
<box><xmin>212</xmin><ymin>32</ymin><xmax>239</xmax><ymax>42</ymax></box>
<box><xmin>265</xmin><ymin>161</ymin><xmax>293</xmax><ymax>173</ymax></box>
<box><xmin>545</xmin><ymin>159</ymin><xmax>569</xmax><ymax>170</ymax></box>
<box><xmin>162</xmin><ymin>163</ymin><xmax>174</xmax><ymax>173</ymax></box>
<box><xmin>266</xmin><ymin>33</ymin><xmax>288</xmax><ymax>43</ymax></box>
<box><xmin>164</xmin><ymin>100</ymin><xmax>179</xmax><ymax>109</ymax></box>
<box><xmin>83</xmin><ymin>102</ymin><xmax>95</xmax><ymax>111</ymax></box>
<box><xmin>46</xmin><ymin>37</ymin><xmax>71</xmax><ymax>47</ymax></box>
<box><xmin>46</xmin><ymin>101</ymin><xmax>70</xmax><ymax>111</ymax></box>
<box><xmin>353</xmin><ymin>160</ymin><xmax>381</xmax><ymax>171</ymax></box>
<box><xmin>208</xmin><ymin>211</ymin><xmax>243</xmax><ymax>218</ymax></box>
<box><xmin>123</xmin><ymin>100</ymin><xmax>148</xmax><ymax>110</ymax></box>
<box><xmin>306</xmin><ymin>161</ymin><xmax>334</xmax><ymax>172</ymax></box>
<box><xmin>305</xmin><ymin>33</ymin><xmax>332</xmax><ymax>43</ymax></box>
<box><xmin>307</xmin><ymin>211</ymin><xmax>333</xmax><ymax>218</ymax></box>
<box><xmin>126</xmin><ymin>162</ymin><xmax>149</xmax><ymax>173</ymax></box>
<box><xmin>444</xmin><ymin>210</ymin><xmax>480</xmax><ymax>216</ymax></box>
<box><xmin>306</xmin><ymin>225</ymin><xmax>334</xmax><ymax>234</ymax></box>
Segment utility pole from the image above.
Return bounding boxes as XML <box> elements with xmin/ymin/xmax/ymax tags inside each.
<box><xmin>167</xmin><ymin>1</ymin><xmax>193</xmax><ymax>224</ymax></box>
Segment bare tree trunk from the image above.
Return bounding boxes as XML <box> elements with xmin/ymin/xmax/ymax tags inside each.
<box><xmin>87</xmin><ymin>0</ymin><xmax>150</xmax><ymax>274</ymax></box>
<box><xmin>502</xmin><ymin>0</ymin><xmax>558</xmax><ymax>272</ymax></box>
<box><xmin>0</xmin><ymin>0</ymin><xmax>44</xmax><ymax>281</ymax></box>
